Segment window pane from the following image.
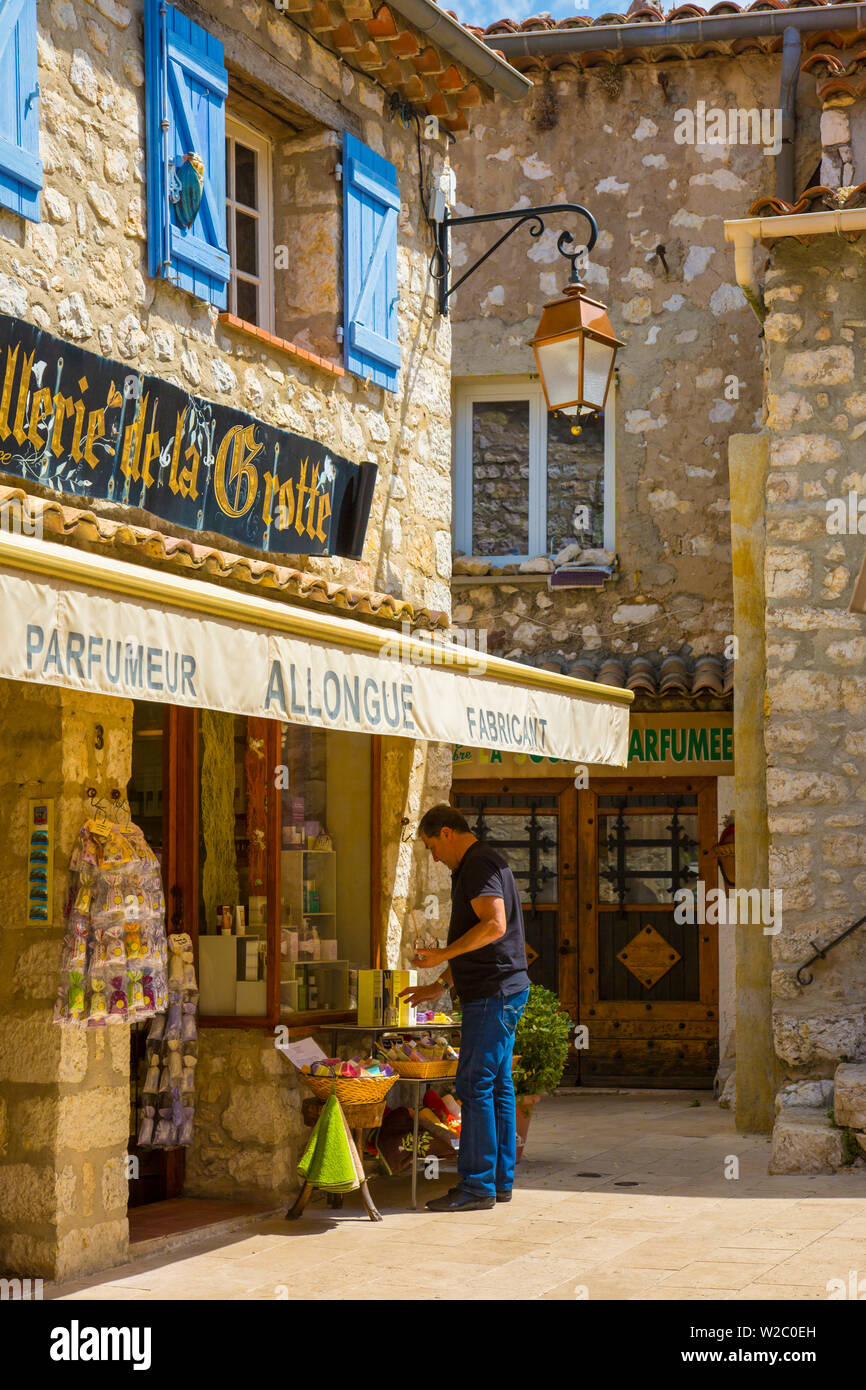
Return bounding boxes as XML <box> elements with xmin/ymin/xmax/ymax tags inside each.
<box><xmin>197</xmin><ymin>714</ymin><xmax>269</xmax><ymax>1018</ymax></box>
<box><xmin>236</xmin><ymin>276</ymin><xmax>258</xmax><ymax>326</ymax></box>
<box><xmin>598</xmin><ymin>808</ymin><xmax>699</xmax><ymax>905</ymax></box>
<box><xmin>235</xmin><ymin>210</ymin><xmax>258</xmax><ymax>276</ymax></box>
<box><xmin>546</xmin><ymin>410</ymin><xmax>605</xmax><ymax>551</ymax></box>
<box><xmin>471</xmin><ymin>400</ymin><xmax>529</xmax><ymax>556</ymax></box>
<box><xmin>235</xmin><ymin>142</ymin><xmax>257</xmax><ymax>208</ymax></box>
<box><xmin>279</xmin><ymin>727</ymin><xmax>371</xmax><ymax>1016</ymax></box>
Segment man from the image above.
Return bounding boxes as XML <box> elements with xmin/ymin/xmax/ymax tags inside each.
<box><xmin>403</xmin><ymin>803</ymin><xmax>531</xmax><ymax>1212</ymax></box>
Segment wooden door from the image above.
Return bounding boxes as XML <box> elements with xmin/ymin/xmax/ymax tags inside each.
<box><xmin>577</xmin><ymin>777</ymin><xmax>719</xmax><ymax>1088</ymax></box>
<box><xmin>451</xmin><ymin>780</ymin><xmax>578</xmax><ymax>1032</ymax></box>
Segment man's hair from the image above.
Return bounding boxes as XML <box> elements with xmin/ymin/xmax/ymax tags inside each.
<box><xmin>417</xmin><ymin>804</ymin><xmax>471</xmax><ymax>838</ymax></box>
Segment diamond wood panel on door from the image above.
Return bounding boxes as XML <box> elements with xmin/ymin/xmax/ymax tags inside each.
<box><xmin>577</xmin><ymin>778</ymin><xmax>719</xmax><ymax>1088</ymax></box>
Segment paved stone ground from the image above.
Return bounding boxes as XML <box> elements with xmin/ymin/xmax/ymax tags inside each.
<box><xmin>48</xmin><ymin>1091</ymin><xmax>866</xmax><ymax>1301</ymax></box>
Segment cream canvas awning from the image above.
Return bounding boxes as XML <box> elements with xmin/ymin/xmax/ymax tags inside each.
<box><xmin>0</xmin><ymin>532</ymin><xmax>632</xmax><ymax>765</ymax></box>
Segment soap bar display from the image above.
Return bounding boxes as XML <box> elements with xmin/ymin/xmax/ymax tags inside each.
<box><xmin>380</xmin><ymin>1035</ymin><xmax>458</xmax><ymax>1064</ymax></box>
<box><xmin>53</xmin><ymin>817</ymin><xmax>168</xmax><ymax>1028</ymax></box>
<box><xmin>301</xmin><ymin>1056</ymin><xmax>397</xmax><ymax>1079</ymax></box>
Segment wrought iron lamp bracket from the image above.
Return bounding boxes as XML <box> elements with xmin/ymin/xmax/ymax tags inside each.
<box><xmin>436</xmin><ymin>203</ymin><xmax>599</xmax><ymax>316</ymax></box>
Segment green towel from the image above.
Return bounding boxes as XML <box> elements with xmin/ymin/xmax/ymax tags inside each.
<box><xmin>297</xmin><ymin>1091</ymin><xmax>364</xmax><ymax>1194</ymax></box>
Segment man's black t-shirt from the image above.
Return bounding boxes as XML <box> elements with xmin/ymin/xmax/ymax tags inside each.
<box><xmin>447</xmin><ymin>839</ymin><xmax>531</xmax><ymax>1002</ymax></box>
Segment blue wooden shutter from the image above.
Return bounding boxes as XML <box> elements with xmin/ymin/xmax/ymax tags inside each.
<box><xmin>0</xmin><ymin>0</ymin><xmax>42</xmax><ymax>223</ymax></box>
<box><xmin>343</xmin><ymin>133</ymin><xmax>401</xmax><ymax>393</ymax></box>
<box><xmin>144</xmin><ymin>0</ymin><xmax>229</xmax><ymax>308</ymax></box>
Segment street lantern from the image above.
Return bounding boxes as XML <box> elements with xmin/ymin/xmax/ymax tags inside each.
<box><xmin>435</xmin><ymin>202</ymin><xmax>622</xmax><ymax>416</ymax></box>
<box><xmin>528</xmin><ymin>280</ymin><xmax>623</xmax><ymax>417</ymax></box>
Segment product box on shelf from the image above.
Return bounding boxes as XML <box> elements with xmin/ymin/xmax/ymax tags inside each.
<box><xmin>358</xmin><ymin>969</ymin><xmax>417</xmax><ymax>1026</ymax></box>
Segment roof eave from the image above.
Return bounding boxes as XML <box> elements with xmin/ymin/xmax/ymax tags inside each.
<box><xmin>387</xmin><ymin>0</ymin><xmax>533</xmax><ymax>98</ymax></box>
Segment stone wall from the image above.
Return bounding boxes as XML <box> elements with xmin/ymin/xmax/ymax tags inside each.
<box><xmin>0</xmin><ymin>681</ymin><xmax>133</xmax><ymax>1280</ymax></box>
<box><xmin>448</xmin><ymin>53</ymin><xmax>822</xmax><ymax>666</ymax></box>
<box><xmin>759</xmin><ymin>237</ymin><xmax>866</xmax><ymax>1081</ymax></box>
<box><xmin>12</xmin><ymin>0</ymin><xmax>453</xmax><ymax>615</ymax></box>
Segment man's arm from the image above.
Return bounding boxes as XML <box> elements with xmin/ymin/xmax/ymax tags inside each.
<box><xmin>439</xmin><ymin>895</ymin><xmax>507</xmax><ymax>961</ymax></box>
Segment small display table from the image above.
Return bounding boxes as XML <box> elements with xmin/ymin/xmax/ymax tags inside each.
<box><xmin>323</xmin><ymin>1023</ymin><xmax>460</xmax><ymax>1210</ymax></box>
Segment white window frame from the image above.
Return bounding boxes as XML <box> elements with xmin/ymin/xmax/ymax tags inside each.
<box><xmin>453</xmin><ymin>375</ymin><xmax>616</xmax><ymax>564</ymax></box>
<box><xmin>225</xmin><ymin>115</ymin><xmax>274</xmax><ymax>334</ymax></box>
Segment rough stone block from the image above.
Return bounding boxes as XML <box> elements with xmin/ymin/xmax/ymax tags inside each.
<box><xmin>0</xmin><ymin>1163</ymin><xmax>59</xmax><ymax>1222</ymax></box>
<box><xmin>55</xmin><ymin>1218</ymin><xmax>128</xmax><ymax>1282</ymax></box>
<box><xmin>56</xmin><ymin>1086</ymin><xmax>129</xmax><ymax>1151</ymax></box>
<box><xmin>775</xmin><ymin>1079</ymin><xmax>834</xmax><ymax>1113</ymax></box>
<box><xmin>769</xmin><ymin>1108</ymin><xmax>846</xmax><ymax>1174</ymax></box>
<box><xmin>833</xmin><ymin>1063</ymin><xmax>866</xmax><ymax>1129</ymax></box>
<box><xmin>0</xmin><ymin>1018</ymin><xmax>63</xmax><ymax>1084</ymax></box>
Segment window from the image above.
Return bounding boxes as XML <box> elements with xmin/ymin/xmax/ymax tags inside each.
<box><xmin>454</xmin><ymin>378</ymin><xmax>615</xmax><ymax>562</ymax></box>
<box><xmin>195</xmin><ymin>714</ymin><xmax>373</xmax><ymax>1023</ymax></box>
<box><xmin>225</xmin><ymin>117</ymin><xmax>273</xmax><ymax>332</ymax></box>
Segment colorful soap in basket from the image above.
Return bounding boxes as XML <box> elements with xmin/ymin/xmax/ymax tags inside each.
<box><xmin>301</xmin><ymin>1056</ymin><xmax>397</xmax><ymax>1079</ymax></box>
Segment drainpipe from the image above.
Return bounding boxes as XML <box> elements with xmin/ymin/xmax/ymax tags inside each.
<box><xmin>724</xmin><ymin>208</ymin><xmax>866</xmax><ymax>322</ymax></box>
<box><xmin>776</xmin><ymin>26</ymin><xmax>801</xmax><ymax>206</ymax></box>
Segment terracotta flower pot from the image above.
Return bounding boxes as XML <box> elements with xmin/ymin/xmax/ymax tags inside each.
<box><xmin>515</xmin><ymin>1093</ymin><xmax>540</xmax><ymax>1163</ymax></box>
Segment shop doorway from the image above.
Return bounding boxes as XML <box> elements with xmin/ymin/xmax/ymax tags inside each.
<box><xmin>452</xmin><ymin>782</ymin><xmax>579</xmax><ymax>1076</ymax></box>
<box><xmin>452</xmin><ymin>776</ymin><xmax>719</xmax><ymax>1089</ymax></box>
<box><xmin>578</xmin><ymin>778</ymin><xmax>719</xmax><ymax>1088</ymax></box>
<box><xmin>126</xmin><ymin>701</ymin><xmax>186</xmax><ymax>1206</ymax></box>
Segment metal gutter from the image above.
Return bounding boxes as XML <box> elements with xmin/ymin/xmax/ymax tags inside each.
<box><xmin>724</xmin><ymin>207</ymin><xmax>866</xmax><ymax>322</ymax></box>
<box><xmin>483</xmin><ymin>4</ymin><xmax>866</xmax><ymax>58</ymax></box>
<box><xmin>387</xmin><ymin>0</ymin><xmax>532</xmax><ymax>99</ymax></box>
<box><xmin>0</xmin><ymin>529</ymin><xmax>633</xmax><ymax>706</ymax></box>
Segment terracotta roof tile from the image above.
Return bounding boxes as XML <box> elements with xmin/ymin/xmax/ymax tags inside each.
<box><xmin>466</xmin><ymin>2</ymin><xmax>866</xmax><ymax>69</ymax></box>
<box><xmin>276</xmin><ymin>0</ymin><xmax>527</xmax><ymax>134</ymax></box>
<box><xmin>0</xmin><ymin>485</ymin><xmax>448</xmax><ymax>631</ymax></box>
<box><xmin>749</xmin><ymin>182</ymin><xmax>866</xmax><ymax>227</ymax></box>
<box><xmin>566</xmin><ymin>650</ymin><xmax>733</xmax><ymax>700</ymax></box>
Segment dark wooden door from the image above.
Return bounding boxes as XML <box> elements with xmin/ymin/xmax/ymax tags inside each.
<box><xmin>452</xmin><ymin>782</ymin><xmax>578</xmax><ymax>1075</ymax></box>
<box><xmin>577</xmin><ymin>777</ymin><xmax>719</xmax><ymax>1088</ymax></box>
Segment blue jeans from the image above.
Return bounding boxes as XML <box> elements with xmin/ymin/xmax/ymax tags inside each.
<box><xmin>454</xmin><ymin>986</ymin><xmax>530</xmax><ymax>1198</ymax></box>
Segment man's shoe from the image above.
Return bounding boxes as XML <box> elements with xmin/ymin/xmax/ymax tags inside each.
<box><xmin>426</xmin><ymin>1189</ymin><xmax>495</xmax><ymax>1212</ymax></box>
<box><xmin>495</xmin><ymin>1190</ymin><xmax>512</xmax><ymax>1203</ymax></box>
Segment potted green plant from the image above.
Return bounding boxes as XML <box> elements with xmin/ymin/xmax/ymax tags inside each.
<box><xmin>512</xmin><ymin>984</ymin><xmax>571</xmax><ymax>1161</ymax></box>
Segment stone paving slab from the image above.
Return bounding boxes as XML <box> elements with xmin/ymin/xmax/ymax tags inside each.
<box><xmin>47</xmin><ymin>1091</ymin><xmax>866</xmax><ymax>1302</ymax></box>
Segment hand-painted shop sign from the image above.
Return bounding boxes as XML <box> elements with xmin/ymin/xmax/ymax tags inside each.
<box><xmin>0</xmin><ymin>313</ymin><xmax>376</xmax><ymax>558</ymax></box>
<box><xmin>452</xmin><ymin>713</ymin><xmax>734</xmax><ymax>778</ymax></box>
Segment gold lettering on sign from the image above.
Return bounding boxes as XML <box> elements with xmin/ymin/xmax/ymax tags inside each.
<box><xmin>12</xmin><ymin>350</ymin><xmax>35</xmax><ymax>446</ymax></box>
<box><xmin>70</xmin><ymin>380</ymin><xmax>88</xmax><ymax>462</ymax></box>
<box><xmin>83</xmin><ymin>408</ymin><xmax>106</xmax><ymax>470</ymax></box>
<box><xmin>27</xmin><ymin>388</ymin><xmax>54</xmax><ymax>450</ymax></box>
<box><xmin>50</xmin><ymin>394</ymin><xmax>75</xmax><ymax>458</ymax></box>
<box><xmin>0</xmin><ymin>344</ymin><xmax>19</xmax><ymax>440</ymax></box>
<box><xmin>214</xmin><ymin>423</ymin><xmax>260</xmax><ymax>518</ymax></box>
<box><xmin>315</xmin><ymin>490</ymin><xmax>331</xmax><ymax>543</ymax></box>
<box><xmin>167</xmin><ymin>407</ymin><xmax>199</xmax><ymax>500</ymax></box>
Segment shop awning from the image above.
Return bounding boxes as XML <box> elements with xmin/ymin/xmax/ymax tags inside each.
<box><xmin>0</xmin><ymin>531</ymin><xmax>632</xmax><ymax>764</ymax></box>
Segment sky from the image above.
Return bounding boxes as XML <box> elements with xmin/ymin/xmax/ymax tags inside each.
<box><xmin>455</xmin><ymin>0</ymin><xmax>626</xmax><ymax>28</ymax></box>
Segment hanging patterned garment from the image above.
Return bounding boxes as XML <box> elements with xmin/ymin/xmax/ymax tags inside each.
<box><xmin>53</xmin><ymin>818</ymin><xmax>168</xmax><ymax>1028</ymax></box>
<box><xmin>137</xmin><ymin>933</ymin><xmax>198</xmax><ymax>1149</ymax></box>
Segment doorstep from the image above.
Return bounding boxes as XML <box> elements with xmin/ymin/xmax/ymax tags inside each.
<box><xmin>127</xmin><ymin>1198</ymin><xmax>283</xmax><ymax>1259</ymax></box>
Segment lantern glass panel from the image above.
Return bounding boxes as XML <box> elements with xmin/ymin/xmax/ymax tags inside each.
<box><xmin>583</xmin><ymin>336</ymin><xmax>615</xmax><ymax>409</ymax></box>
<box><xmin>535</xmin><ymin>335</ymin><xmax>581</xmax><ymax>411</ymax></box>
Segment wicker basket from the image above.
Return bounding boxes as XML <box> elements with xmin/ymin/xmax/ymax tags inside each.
<box><xmin>386</xmin><ymin>1057</ymin><xmax>459</xmax><ymax>1080</ymax></box>
<box><xmin>297</xmin><ymin>1069</ymin><xmax>399</xmax><ymax>1105</ymax></box>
